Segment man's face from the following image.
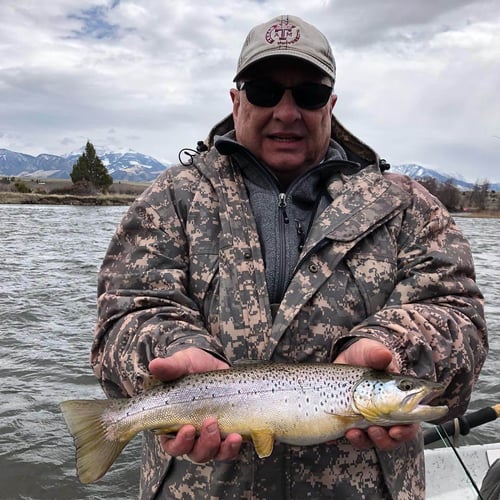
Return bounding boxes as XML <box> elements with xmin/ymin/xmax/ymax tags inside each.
<box><xmin>230</xmin><ymin>59</ymin><xmax>337</xmax><ymax>184</ymax></box>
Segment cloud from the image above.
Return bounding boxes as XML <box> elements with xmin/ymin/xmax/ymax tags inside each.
<box><xmin>0</xmin><ymin>0</ymin><xmax>499</xmax><ymax>181</ymax></box>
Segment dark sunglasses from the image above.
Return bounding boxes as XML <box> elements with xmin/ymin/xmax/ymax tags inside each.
<box><xmin>238</xmin><ymin>81</ymin><xmax>333</xmax><ymax>110</ymax></box>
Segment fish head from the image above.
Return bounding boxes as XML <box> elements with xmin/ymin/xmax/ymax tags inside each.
<box><xmin>352</xmin><ymin>372</ymin><xmax>448</xmax><ymax>425</ymax></box>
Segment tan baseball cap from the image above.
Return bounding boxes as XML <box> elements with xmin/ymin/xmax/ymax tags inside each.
<box><xmin>234</xmin><ymin>14</ymin><xmax>336</xmax><ymax>82</ymax></box>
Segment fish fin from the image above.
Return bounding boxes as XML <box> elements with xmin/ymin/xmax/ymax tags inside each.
<box><xmin>250</xmin><ymin>429</ymin><xmax>275</xmax><ymax>458</ymax></box>
<box><xmin>324</xmin><ymin>409</ymin><xmax>361</xmax><ymax>425</ymax></box>
<box><xmin>324</xmin><ymin>408</ymin><xmax>358</xmax><ymax>417</ymax></box>
<box><xmin>151</xmin><ymin>425</ymin><xmax>180</xmax><ymax>436</ymax></box>
<box><xmin>60</xmin><ymin>400</ymin><xmax>129</xmax><ymax>484</ymax></box>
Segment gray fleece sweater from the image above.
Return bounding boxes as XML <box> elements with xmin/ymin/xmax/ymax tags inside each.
<box><xmin>215</xmin><ymin>135</ymin><xmax>362</xmax><ymax>310</ymax></box>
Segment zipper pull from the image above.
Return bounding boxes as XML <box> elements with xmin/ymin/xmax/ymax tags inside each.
<box><xmin>278</xmin><ymin>193</ymin><xmax>289</xmax><ymax>223</ymax></box>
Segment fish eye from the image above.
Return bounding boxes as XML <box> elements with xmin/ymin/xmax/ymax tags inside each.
<box><xmin>398</xmin><ymin>379</ymin><xmax>416</xmax><ymax>392</ymax></box>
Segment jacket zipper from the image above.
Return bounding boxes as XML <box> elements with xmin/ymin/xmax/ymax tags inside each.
<box><xmin>278</xmin><ymin>192</ymin><xmax>289</xmax><ymax>224</ymax></box>
<box><xmin>276</xmin><ymin>192</ymin><xmax>290</xmax><ymax>302</ymax></box>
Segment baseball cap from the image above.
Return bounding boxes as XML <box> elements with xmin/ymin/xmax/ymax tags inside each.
<box><xmin>234</xmin><ymin>15</ymin><xmax>336</xmax><ymax>82</ymax></box>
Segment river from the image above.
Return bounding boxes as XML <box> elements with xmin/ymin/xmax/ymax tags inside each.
<box><xmin>0</xmin><ymin>205</ymin><xmax>499</xmax><ymax>500</ymax></box>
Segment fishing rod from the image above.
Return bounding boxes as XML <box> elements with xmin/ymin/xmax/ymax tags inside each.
<box><xmin>424</xmin><ymin>403</ymin><xmax>500</xmax><ymax>445</ymax></box>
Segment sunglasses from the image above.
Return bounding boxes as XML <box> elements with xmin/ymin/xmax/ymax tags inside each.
<box><xmin>238</xmin><ymin>81</ymin><xmax>333</xmax><ymax>110</ymax></box>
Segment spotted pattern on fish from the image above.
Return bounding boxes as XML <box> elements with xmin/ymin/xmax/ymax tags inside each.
<box><xmin>61</xmin><ymin>362</ymin><xmax>447</xmax><ymax>486</ymax></box>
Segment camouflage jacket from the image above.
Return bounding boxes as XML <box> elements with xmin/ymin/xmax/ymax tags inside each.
<box><xmin>92</xmin><ymin>114</ymin><xmax>487</xmax><ymax>499</ymax></box>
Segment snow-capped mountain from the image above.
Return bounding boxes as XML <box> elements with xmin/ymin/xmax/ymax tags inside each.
<box><xmin>389</xmin><ymin>163</ymin><xmax>499</xmax><ymax>191</ymax></box>
<box><xmin>0</xmin><ymin>149</ymin><xmax>75</xmax><ymax>178</ymax></box>
<box><xmin>0</xmin><ymin>147</ymin><xmax>170</xmax><ymax>182</ymax></box>
<box><xmin>390</xmin><ymin>164</ymin><xmax>470</xmax><ymax>190</ymax></box>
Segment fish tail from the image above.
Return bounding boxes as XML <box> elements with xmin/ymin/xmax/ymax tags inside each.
<box><xmin>60</xmin><ymin>399</ymin><xmax>129</xmax><ymax>484</ymax></box>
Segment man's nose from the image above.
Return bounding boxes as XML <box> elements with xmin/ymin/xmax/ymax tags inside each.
<box><xmin>272</xmin><ymin>89</ymin><xmax>302</xmax><ymax>121</ymax></box>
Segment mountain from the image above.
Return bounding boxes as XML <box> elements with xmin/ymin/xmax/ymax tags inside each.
<box><xmin>0</xmin><ymin>147</ymin><xmax>170</xmax><ymax>182</ymax></box>
<box><xmin>0</xmin><ymin>148</ymin><xmax>498</xmax><ymax>189</ymax></box>
<box><xmin>0</xmin><ymin>150</ymin><xmax>73</xmax><ymax>179</ymax></box>
<box><xmin>389</xmin><ymin>163</ymin><xmax>500</xmax><ymax>191</ymax></box>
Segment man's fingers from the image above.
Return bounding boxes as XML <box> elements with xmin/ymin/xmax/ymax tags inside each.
<box><xmin>365</xmin><ymin>345</ymin><xmax>394</xmax><ymax>371</ymax></box>
<box><xmin>187</xmin><ymin>419</ymin><xmax>222</xmax><ymax>463</ymax></box>
<box><xmin>366</xmin><ymin>426</ymin><xmax>415</xmax><ymax>451</ymax></box>
<box><xmin>149</xmin><ymin>356</ymin><xmax>185</xmax><ymax>381</ymax></box>
<box><xmin>214</xmin><ymin>433</ymin><xmax>243</xmax><ymax>461</ymax></box>
<box><xmin>160</xmin><ymin>425</ymin><xmax>197</xmax><ymax>456</ymax></box>
<box><xmin>366</xmin><ymin>426</ymin><xmax>396</xmax><ymax>449</ymax></box>
<box><xmin>334</xmin><ymin>339</ymin><xmax>396</xmax><ymax>372</ymax></box>
<box><xmin>387</xmin><ymin>423</ymin><xmax>420</xmax><ymax>443</ymax></box>
<box><xmin>159</xmin><ymin>419</ymin><xmax>243</xmax><ymax>464</ymax></box>
<box><xmin>149</xmin><ymin>348</ymin><xmax>230</xmax><ymax>382</ymax></box>
<box><xmin>344</xmin><ymin>423</ymin><xmax>420</xmax><ymax>451</ymax></box>
<box><xmin>345</xmin><ymin>427</ymin><xmax>396</xmax><ymax>450</ymax></box>
<box><xmin>344</xmin><ymin>428</ymin><xmax>373</xmax><ymax>449</ymax></box>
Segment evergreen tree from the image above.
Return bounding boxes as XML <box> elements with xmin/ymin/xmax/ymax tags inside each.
<box><xmin>70</xmin><ymin>141</ymin><xmax>113</xmax><ymax>192</ymax></box>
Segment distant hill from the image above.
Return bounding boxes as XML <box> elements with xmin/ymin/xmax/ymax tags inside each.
<box><xmin>389</xmin><ymin>163</ymin><xmax>500</xmax><ymax>191</ymax></box>
<box><xmin>0</xmin><ymin>147</ymin><xmax>170</xmax><ymax>182</ymax></box>
<box><xmin>0</xmin><ymin>148</ymin><xmax>498</xmax><ymax>189</ymax></box>
<box><xmin>391</xmin><ymin>164</ymin><xmax>470</xmax><ymax>190</ymax></box>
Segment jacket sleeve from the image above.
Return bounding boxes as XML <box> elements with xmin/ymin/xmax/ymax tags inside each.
<box><xmin>348</xmin><ymin>179</ymin><xmax>488</xmax><ymax>419</ymax></box>
<box><xmin>91</xmin><ymin>169</ymin><xmax>226</xmax><ymax>398</ymax></box>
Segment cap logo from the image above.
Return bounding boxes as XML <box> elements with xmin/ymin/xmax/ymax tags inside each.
<box><xmin>265</xmin><ymin>20</ymin><xmax>300</xmax><ymax>46</ymax></box>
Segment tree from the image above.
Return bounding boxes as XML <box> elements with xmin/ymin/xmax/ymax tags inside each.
<box><xmin>14</xmin><ymin>179</ymin><xmax>31</xmax><ymax>193</ymax></box>
<box><xmin>417</xmin><ymin>176</ymin><xmax>439</xmax><ymax>198</ymax></box>
<box><xmin>479</xmin><ymin>180</ymin><xmax>491</xmax><ymax>210</ymax></box>
<box><xmin>467</xmin><ymin>179</ymin><xmax>490</xmax><ymax>210</ymax></box>
<box><xmin>70</xmin><ymin>141</ymin><xmax>113</xmax><ymax>192</ymax></box>
<box><xmin>416</xmin><ymin>177</ymin><xmax>462</xmax><ymax>211</ymax></box>
<box><xmin>438</xmin><ymin>179</ymin><xmax>462</xmax><ymax>211</ymax></box>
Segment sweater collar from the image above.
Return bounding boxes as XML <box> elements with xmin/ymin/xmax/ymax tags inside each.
<box><xmin>214</xmin><ymin>132</ymin><xmax>363</xmax><ymax>193</ymax></box>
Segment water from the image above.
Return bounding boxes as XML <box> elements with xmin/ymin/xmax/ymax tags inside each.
<box><xmin>0</xmin><ymin>206</ymin><xmax>499</xmax><ymax>499</ymax></box>
<box><xmin>0</xmin><ymin>205</ymin><xmax>140</xmax><ymax>500</ymax></box>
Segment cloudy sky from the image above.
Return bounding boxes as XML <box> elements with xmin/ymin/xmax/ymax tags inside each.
<box><xmin>1</xmin><ymin>0</ymin><xmax>499</xmax><ymax>181</ymax></box>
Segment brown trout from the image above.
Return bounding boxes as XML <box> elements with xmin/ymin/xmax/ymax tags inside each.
<box><xmin>60</xmin><ymin>363</ymin><xmax>448</xmax><ymax>483</ymax></box>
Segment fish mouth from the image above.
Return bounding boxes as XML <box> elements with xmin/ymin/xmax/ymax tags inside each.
<box><xmin>388</xmin><ymin>382</ymin><xmax>448</xmax><ymax>423</ymax></box>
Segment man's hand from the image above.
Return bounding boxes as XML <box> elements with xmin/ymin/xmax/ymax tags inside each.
<box><xmin>334</xmin><ymin>338</ymin><xmax>420</xmax><ymax>450</ymax></box>
<box><xmin>148</xmin><ymin>348</ymin><xmax>243</xmax><ymax>462</ymax></box>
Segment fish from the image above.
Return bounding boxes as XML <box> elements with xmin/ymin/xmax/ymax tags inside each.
<box><xmin>60</xmin><ymin>363</ymin><xmax>448</xmax><ymax>484</ymax></box>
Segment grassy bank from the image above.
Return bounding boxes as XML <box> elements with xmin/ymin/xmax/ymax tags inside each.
<box><xmin>0</xmin><ymin>191</ymin><xmax>137</xmax><ymax>205</ymax></box>
<box><xmin>0</xmin><ymin>178</ymin><xmax>148</xmax><ymax>205</ymax></box>
<box><xmin>452</xmin><ymin>211</ymin><xmax>500</xmax><ymax>219</ymax></box>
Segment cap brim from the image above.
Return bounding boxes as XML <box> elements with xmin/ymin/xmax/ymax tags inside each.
<box><xmin>233</xmin><ymin>51</ymin><xmax>335</xmax><ymax>82</ymax></box>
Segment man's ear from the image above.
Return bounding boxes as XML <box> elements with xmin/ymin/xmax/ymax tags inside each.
<box><xmin>330</xmin><ymin>94</ymin><xmax>338</xmax><ymax>112</ymax></box>
<box><xmin>230</xmin><ymin>88</ymin><xmax>240</xmax><ymax>118</ymax></box>
<box><xmin>230</xmin><ymin>88</ymin><xmax>239</xmax><ymax>104</ymax></box>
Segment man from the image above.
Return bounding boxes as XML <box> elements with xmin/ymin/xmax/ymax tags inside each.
<box><xmin>92</xmin><ymin>14</ymin><xmax>487</xmax><ymax>499</ymax></box>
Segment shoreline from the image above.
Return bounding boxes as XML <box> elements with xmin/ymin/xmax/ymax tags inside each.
<box><xmin>451</xmin><ymin>211</ymin><xmax>500</xmax><ymax>219</ymax></box>
<box><xmin>2</xmin><ymin>192</ymin><xmax>500</xmax><ymax>218</ymax></box>
<box><xmin>0</xmin><ymin>191</ymin><xmax>137</xmax><ymax>206</ymax></box>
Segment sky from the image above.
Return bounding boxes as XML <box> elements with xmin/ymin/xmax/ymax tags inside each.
<box><xmin>1</xmin><ymin>0</ymin><xmax>499</xmax><ymax>182</ymax></box>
